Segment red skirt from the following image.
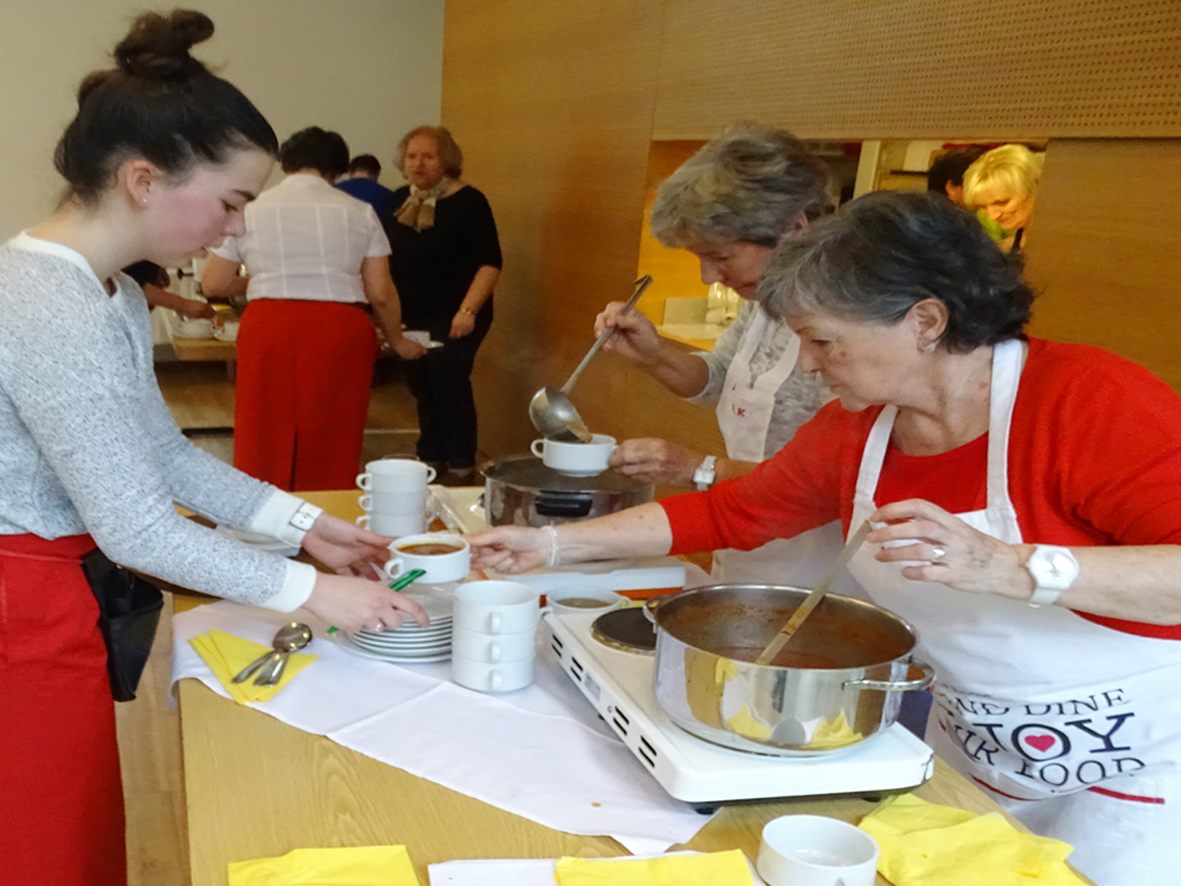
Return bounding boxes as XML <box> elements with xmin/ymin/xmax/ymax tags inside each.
<box><xmin>0</xmin><ymin>533</ymin><xmax>126</xmax><ymax>886</ymax></box>
<box><xmin>234</xmin><ymin>299</ymin><xmax>378</xmax><ymax>490</ymax></box>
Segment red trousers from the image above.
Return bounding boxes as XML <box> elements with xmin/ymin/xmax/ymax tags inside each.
<box><xmin>0</xmin><ymin>533</ymin><xmax>126</xmax><ymax>886</ymax></box>
<box><xmin>234</xmin><ymin>299</ymin><xmax>378</xmax><ymax>490</ymax></box>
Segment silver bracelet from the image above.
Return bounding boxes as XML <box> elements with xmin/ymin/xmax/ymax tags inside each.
<box><xmin>541</xmin><ymin>524</ymin><xmax>560</xmax><ymax>568</ymax></box>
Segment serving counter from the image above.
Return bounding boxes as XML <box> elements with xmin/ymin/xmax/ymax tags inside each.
<box><xmin>174</xmin><ymin>490</ymin><xmax>1077</xmax><ymax>885</ymax></box>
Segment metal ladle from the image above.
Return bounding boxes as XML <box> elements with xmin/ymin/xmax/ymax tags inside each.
<box><xmin>232</xmin><ymin>621</ymin><xmax>313</xmax><ymax>686</ymax></box>
<box><xmin>528</xmin><ymin>275</ymin><xmax>652</xmax><ymax>442</ymax></box>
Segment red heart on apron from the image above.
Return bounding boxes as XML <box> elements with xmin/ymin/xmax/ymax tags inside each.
<box><xmin>1023</xmin><ymin>734</ymin><xmax>1057</xmax><ymax>752</ymax></box>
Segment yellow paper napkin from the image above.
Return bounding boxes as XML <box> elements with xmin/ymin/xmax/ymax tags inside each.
<box><xmin>227</xmin><ymin>845</ymin><xmax>419</xmax><ymax>886</ymax></box>
<box><xmin>190</xmin><ymin>629</ymin><xmax>317</xmax><ymax>705</ymax></box>
<box><xmin>859</xmin><ymin>793</ymin><xmax>1087</xmax><ymax>885</ymax></box>
<box><xmin>555</xmin><ymin>850</ymin><xmax>754</xmax><ymax>885</ymax></box>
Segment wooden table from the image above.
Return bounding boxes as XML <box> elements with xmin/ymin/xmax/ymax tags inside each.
<box><xmin>170</xmin><ymin>334</ymin><xmax>236</xmax><ymax>363</ymax></box>
<box><xmin>175</xmin><ymin>491</ymin><xmax>1069</xmax><ymax>885</ymax></box>
<box><xmin>166</xmin><ymin>319</ymin><xmax>236</xmax><ymax>435</ymax></box>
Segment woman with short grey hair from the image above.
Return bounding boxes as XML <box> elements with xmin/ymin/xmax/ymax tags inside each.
<box><xmin>594</xmin><ymin>123</ymin><xmax>839</xmax><ymax>585</ymax></box>
<box><xmin>649</xmin><ymin>124</ymin><xmax>831</xmax><ymax>246</ymax></box>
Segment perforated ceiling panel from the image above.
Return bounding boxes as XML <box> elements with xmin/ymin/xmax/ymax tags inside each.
<box><xmin>653</xmin><ymin>0</ymin><xmax>1181</xmax><ymax>139</ymax></box>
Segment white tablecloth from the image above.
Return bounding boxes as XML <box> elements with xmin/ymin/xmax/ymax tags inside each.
<box><xmin>170</xmin><ymin>601</ymin><xmax>712</xmax><ymax>854</ymax></box>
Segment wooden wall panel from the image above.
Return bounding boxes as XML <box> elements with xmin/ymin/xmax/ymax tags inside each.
<box><xmin>1024</xmin><ymin>139</ymin><xmax>1181</xmax><ymax>390</ymax></box>
<box><xmin>654</xmin><ymin>0</ymin><xmax>1181</xmax><ymax>140</ymax></box>
<box><xmin>443</xmin><ymin>1</ymin><xmax>724</xmax><ymax>462</ymax></box>
<box><xmin>444</xmin><ymin>0</ymin><xmax>1181</xmax><ymax>464</ymax></box>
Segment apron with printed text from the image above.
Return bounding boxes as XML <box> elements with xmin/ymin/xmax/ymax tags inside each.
<box><xmin>845</xmin><ymin>339</ymin><xmax>1181</xmax><ymax>885</ymax></box>
<box><xmin>713</xmin><ymin>309</ymin><xmax>853</xmax><ymax>593</ymax></box>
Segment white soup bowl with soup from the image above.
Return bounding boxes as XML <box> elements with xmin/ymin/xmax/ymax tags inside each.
<box><xmin>383</xmin><ymin>532</ymin><xmax>470</xmax><ymax>583</ymax></box>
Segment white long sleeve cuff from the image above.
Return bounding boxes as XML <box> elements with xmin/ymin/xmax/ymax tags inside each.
<box><xmin>249</xmin><ymin>490</ymin><xmax>323</xmax><ymax>547</ymax></box>
<box><xmin>259</xmin><ymin>559</ymin><xmax>317</xmax><ymax>612</ymax></box>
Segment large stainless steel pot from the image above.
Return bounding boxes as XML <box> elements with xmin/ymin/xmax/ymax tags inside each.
<box><xmin>480</xmin><ymin>455</ymin><xmax>654</xmax><ymax>527</ymax></box>
<box><xmin>646</xmin><ymin>584</ymin><xmax>933</xmax><ymax>755</ymax></box>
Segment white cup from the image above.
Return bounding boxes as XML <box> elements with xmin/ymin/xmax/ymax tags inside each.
<box><xmin>530</xmin><ymin>434</ymin><xmax>616</xmax><ymax>476</ymax></box>
<box><xmin>356</xmin><ymin>458</ymin><xmax>437</xmax><ymax>493</ymax></box>
<box><xmin>358</xmin><ymin>490</ymin><xmax>428</xmax><ymax>516</ymax></box>
<box><xmin>454</xmin><ymin>580</ymin><xmax>541</xmax><ymax>635</ymax></box>
<box><xmin>756</xmin><ymin>815</ymin><xmax>879</xmax><ymax>886</ymax></box>
<box><xmin>403</xmin><ymin>329</ymin><xmax>431</xmax><ymax>346</ymax></box>
<box><xmin>451</xmin><ymin>626</ymin><xmax>536</xmax><ymax>664</ymax></box>
<box><xmin>451</xmin><ymin>653</ymin><xmax>534</xmax><ymax>693</ymax></box>
<box><xmin>546</xmin><ymin>586</ymin><xmax>624</xmax><ymax>616</ymax></box>
<box><xmin>356</xmin><ymin>512</ymin><xmax>427</xmax><ymax>537</ymax></box>
<box><xmin>383</xmin><ymin>532</ymin><xmax>471</xmax><ymax>583</ymax></box>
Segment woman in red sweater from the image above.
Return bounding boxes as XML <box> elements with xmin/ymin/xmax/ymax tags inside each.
<box><xmin>470</xmin><ymin>192</ymin><xmax>1181</xmax><ymax>884</ymax></box>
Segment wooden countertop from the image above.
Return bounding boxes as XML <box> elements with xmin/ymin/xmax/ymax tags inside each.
<box><xmin>176</xmin><ymin>490</ymin><xmax>1077</xmax><ymax>885</ymax></box>
<box><xmin>170</xmin><ymin>333</ymin><xmax>236</xmax><ymax>362</ymax></box>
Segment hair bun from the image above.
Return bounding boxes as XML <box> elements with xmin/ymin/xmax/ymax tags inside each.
<box><xmin>114</xmin><ymin>9</ymin><xmax>214</xmax><ymax>80</ymax></box>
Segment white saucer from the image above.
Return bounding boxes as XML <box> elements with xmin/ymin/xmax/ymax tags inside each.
<box><xmin>173</xmin><ymin>329</ymin><xmax>215</xmax><ymax>339</ymax></box>
<box><xmin>349</xmin><ymin>635</ymin><xmax>451</xmax><ymax>654</ymax></box>
<box><xmin>331</xmin><ymin>632</ymin><xmax>451</xmax><ymax>664</ymax></box>
<box><xmin>397</xmin><ymin>589</ymin><xmax>454</xmax><ymax>622</ymax></box>
<box><xmin>349</xmin><ymin>633</ymin><xmax>451</xmax><ymax>652</ymax></box>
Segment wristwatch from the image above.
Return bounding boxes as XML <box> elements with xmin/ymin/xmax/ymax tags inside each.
<box><xmin>275</xmin><ymin>502</ymin><xmax>324</xmax><ymax>548</ymax></box>
<box><xmin>1024</xmin><ymin>545</ymin><xmax>1079</xmax><ymax>607</ymax></box>
<box><xmin>692</xmin><ymin>455</ymin><xmax>718</xmax><ymax>491</ymax></box>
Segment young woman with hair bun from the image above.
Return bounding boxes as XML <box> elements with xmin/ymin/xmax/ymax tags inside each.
<box><xmin>0</xmin><ymin>11</ymin><xmax>426</xmax><ymax>883</ymax></box>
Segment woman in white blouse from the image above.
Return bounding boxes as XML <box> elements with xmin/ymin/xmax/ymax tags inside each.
<box><xmin>204</xmin><ymin>127</ymin><xmax>425</xmax><ymax>490</ymax></box>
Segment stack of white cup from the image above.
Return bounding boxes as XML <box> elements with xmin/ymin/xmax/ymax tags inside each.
<box><xmin>355</xmin><ymin>458</ymin><xmax>437</xmax><ymax>538</ymax></box>
<box><xmin>451</xmin><ymin>581</ymin><xmax>541</xmax><ymax>693</ymax></box>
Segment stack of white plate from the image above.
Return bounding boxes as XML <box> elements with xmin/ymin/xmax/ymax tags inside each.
<box><xmin>335</xmin><ymin>589</ymin><xmax>453</xmax><ymax>664</ymax></box>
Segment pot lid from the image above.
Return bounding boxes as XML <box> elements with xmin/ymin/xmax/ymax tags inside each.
<box><xmin>481</xmin><ymin>455</ymin><xmax>651</xmax><ymax>494</ymax></box>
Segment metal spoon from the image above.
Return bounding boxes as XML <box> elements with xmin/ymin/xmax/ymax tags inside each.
<box><xmin>259</xmin><ymin>621</ymin><xmax>313</xmax><ymax>686</ymax></box>
<box><xmin>528</xmin><ymin>275</ymin><xmax>652</xmax><ymax>442</ymax></box>
<box><xmin>232</xmin><ymin>622</ymin><xmax>313</xmax><ymax>686</ymax></box>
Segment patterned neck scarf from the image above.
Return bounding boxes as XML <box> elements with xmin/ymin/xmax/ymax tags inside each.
<box><xmin>394</xmin><ymin>178</ymin><xmax>454</xmax><ymax>231</ymax></box>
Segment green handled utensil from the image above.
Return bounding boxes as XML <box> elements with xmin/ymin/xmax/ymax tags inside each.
<box><xmin>388</xmin><ymin>568</ymin><xmax>426</xmax><ymax>591</ymax></box>
<box><xmin>327</xmin><ymin>568</ymin><xmax>427</xmax><ymax>634</ymax></box>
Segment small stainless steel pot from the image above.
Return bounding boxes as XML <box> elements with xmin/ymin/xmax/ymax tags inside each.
<box><xmin>645</xmin><ymin>584</ymin><xmax>934</xmax><ymax>755</ymax></box>
<box><xmin>480</xmin><ymin>455</ymin><xmax>653</xmax><ymax>527</ymax></box>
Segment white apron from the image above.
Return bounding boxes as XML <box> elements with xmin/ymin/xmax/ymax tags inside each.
<box><xmin>845</xmin><ymin>339</ymin><xmax>1181</xmax><ymax>886</ymax></box>
<box><xmin>712</xmin><ymin>308</ymin><xmax>853</xmax><ymax>594</ymax></box>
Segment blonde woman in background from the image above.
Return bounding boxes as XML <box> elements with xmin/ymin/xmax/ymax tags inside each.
<box><xmin>963</xmin><ymin>143</ymin><xmax>1044</xmax><ymax>253</ymax></box>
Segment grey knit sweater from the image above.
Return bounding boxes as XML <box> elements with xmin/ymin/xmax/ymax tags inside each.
<box><xmin>0</xmin><ymin>234</ymin><xmax>312</xmax><ymax>608</ymax></box>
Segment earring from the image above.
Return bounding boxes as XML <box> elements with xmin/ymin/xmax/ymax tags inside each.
<box><xmin>920</xmin><ymin>339</ymin><xmax>937</xmax><ymax>353</ymax></box>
